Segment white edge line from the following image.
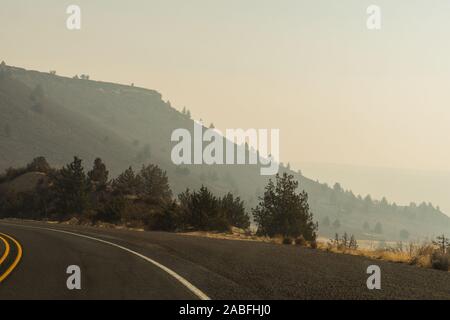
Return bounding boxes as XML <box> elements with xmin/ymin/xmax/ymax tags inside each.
<box><xmin>1</xmin><ymin>223</ymin><xmax>210</xmax><ymax>300</ymax></box>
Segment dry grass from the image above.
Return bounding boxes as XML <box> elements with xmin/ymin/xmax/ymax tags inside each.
<box><xmin>317</xmin><ymin>240</ymin><xmax>441</xmax><ymax>269</ymax></box>
<box><xmin>180</xmin><ymin>229</ymin><xmax>281</xmax><ymax>244</ymax></box>
<box><xmin>181</xmin><ymin>230</ymin><xmax>447</xmax><ymax>271</ymax></box>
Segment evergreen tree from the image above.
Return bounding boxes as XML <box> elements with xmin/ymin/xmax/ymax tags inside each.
<box><xmin>53</xmin><ymin>157</ymin><xmax>89</xmax><ymax>216</ymax></box>
<box><xmin>88</xmin><ymin>158</ymin><xmax>109</xmax><ymax>191</ymax></box>
<box><xmin>220</xmin><ymin>192</ymin><xmax>250</xmax><ymax>229</ymax></box>
<box><xmin>253</xmin><ymin>173</ymin><xmax>317</xmax><ymax>240</ymax></box>
<box><xmin>112</xmin><ymin>167</ymin><xmax>141</xmax><ymax>195</ymax></box>
<box><xmin>333</xmin><ymin>183</ymin><xmax>343</xmax><ymax>193</ymax></box>
<box><xmin>27</xmin><ymin>156</ymin><xmax>51</xmax><ymax>173</ymax></box>
<box><xmin>138</xmin><ymin>164</ymin><xmax>172</xmax><ymax>204</ymax></box>
<box><xmin>188</xmin><ymin>186</ymin><xmax>228</xmax><ymax>231</ymax></box>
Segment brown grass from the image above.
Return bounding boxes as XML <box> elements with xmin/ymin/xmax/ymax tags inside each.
<box><xmin>180</xmin><ymin>230</ymin><xmax>447</xmax><ymax>271</ymax></box>
<box><xmin>317</xmin><ymin>241</ymin><xmax>439</xmax><ymax>269</ymax></box>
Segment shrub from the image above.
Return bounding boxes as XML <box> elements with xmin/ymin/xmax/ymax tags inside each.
<box><xmin>148</xmin><ymin>201</ymin><xmax>180</xmax><ymax>232</ymax></box>
<box><xmin>94</xmin><ymin>195</ymin><xmax>124</xmax><ymax>223</ymax></box>
<box><xmin>282</xmin><ymin>237</ymin><xmax>293</xmax><ymax>245</ymax></box>
<box><xmin>178</xmin><ymin>186</ymin><xmax>230</xmax><ymax>232</ymax></box>
<box><xmin>295</xmin><ymin>235</ymin><xmax>306</xmax><ymax>246</ymax></box>
<box><xmin>431</xmin><ymin>251</ymin><xmax>449</xmax><ymax>271</ymax></box>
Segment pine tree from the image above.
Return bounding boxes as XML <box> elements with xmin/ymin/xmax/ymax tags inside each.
<box><xmin>112</xmin><ymin>167</ymin><xmax>141</xmax><ymax>195</ymax></box>
<box><xmin>220</xmin><ymin>192</ymin><xmax>250</xmax><ymax>229</ymax></box>
<box><xmin>53</xmin><ymin>156</ymin><xmax>89</xmax><ymax>216</ymax></box>
<box><xmin>198</xmin><ymin>186</ymin><xmax>228</xmax><ymax>231</ymax></box>
<box><xmin>138</xmin><ymin>164</ymin><xmax>172</xmax><ymax>204</ymax></box>
<box><xmin>88</xmin><ymin>158</ymin><xmax>109</xmax><ymax>191</ymax></box>
<box><xmin>27</xmin><ymin>157</ymin><xmax>51</xmax><ymax>173</ymax></box>
<box><xmin>253</xmin><ymin>173</ymin><xmax>318</xmax><ymax>240</ymax></box>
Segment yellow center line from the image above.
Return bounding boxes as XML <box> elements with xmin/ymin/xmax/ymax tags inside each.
<box><xmin>0</xmin><ymin>232</ymin><xmax>23</xmax><ymax>283</ymax></box>
<box><xmin>0</xmin><ymin>235</ymin><xmax>10</xmax><ymax>265</ymax></box>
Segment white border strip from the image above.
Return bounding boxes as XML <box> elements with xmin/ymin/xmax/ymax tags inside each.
<box><xmin>1</xmin><ymin>223</ymin><xmax>210</xmax><ymax>300</ymax></box>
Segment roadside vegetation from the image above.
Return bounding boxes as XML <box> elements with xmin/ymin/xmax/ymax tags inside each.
<box><xmin>0</xmin><ymin>157</ymin><xmax>317</xmax><ymax>241</ymax></box>
<box><xmin>1</xmin><ymin>156</ymin><xmax>448</xmax><ymax>272</ymax></box>
<box><xmin>320</xmin><ymin>233</ymin><xmax>450</xmax><ymax>272</ymax></box>
<box><xmin>0</xmin><ymin>156</ymin><xmax>252</xmax><ymax>232</ymax></box>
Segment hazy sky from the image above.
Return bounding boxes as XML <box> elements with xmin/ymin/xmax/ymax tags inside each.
<box><xmin>2</xmin><ymin>0</ymin><xmax>450</xmax><ymax>173</ymax></box>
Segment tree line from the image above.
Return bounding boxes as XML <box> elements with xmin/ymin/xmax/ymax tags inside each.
<box><xmin>0</xmin><ymin>157</ymin><xmax>318</xmax><ymax>241</ymax></box>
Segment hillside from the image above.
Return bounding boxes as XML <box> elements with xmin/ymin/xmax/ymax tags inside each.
<box><xmin>1</xmin><ymin>63</ymin><xmax>449</xmax><ymax>241</ymax></box>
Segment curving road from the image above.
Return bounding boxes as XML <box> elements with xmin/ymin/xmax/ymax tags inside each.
<box><xmin>0</xmin><ymin>221</ymin><xmax>202</xmax><ymax>300</ymax></box>
<box><xmin>0</xmin><ymin>219</ymin><xmax>449</xmax><ymax>300</ymax></box>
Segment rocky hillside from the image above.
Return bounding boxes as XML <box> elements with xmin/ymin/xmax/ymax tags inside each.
<box><xmin>1</xmin><ymin>63</ymin><xmax>449</xmax><ymax>241</ymax></box>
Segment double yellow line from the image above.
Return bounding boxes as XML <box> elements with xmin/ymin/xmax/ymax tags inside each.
<box><xmin>0</xmin><ymin>232</ymin><xmax>22</xmax><ymax>283</ymax></box>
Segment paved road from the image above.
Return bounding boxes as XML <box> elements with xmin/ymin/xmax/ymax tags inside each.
<box><xmin>0</xmin><ymin>219</ymin><xmax>449</xmax><ymax>300</ymax></box>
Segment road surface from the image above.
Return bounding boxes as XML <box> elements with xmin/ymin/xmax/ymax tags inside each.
<box><xmin>0</xmin><ymin>219</ymin><xmax>449</xmax><ymax>300</ymax></box>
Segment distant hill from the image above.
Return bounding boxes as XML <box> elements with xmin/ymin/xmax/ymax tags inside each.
<box><xmin>1</xmin><ymin>63</ymin><xmax>449</xmax><ymax>241</ymax></box>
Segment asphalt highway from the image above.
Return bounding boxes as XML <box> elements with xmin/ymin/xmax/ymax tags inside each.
<box><xmin>0</xmin><ymin>220</ymin><xmax>449</xmax><ymax>300</ymax></box>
